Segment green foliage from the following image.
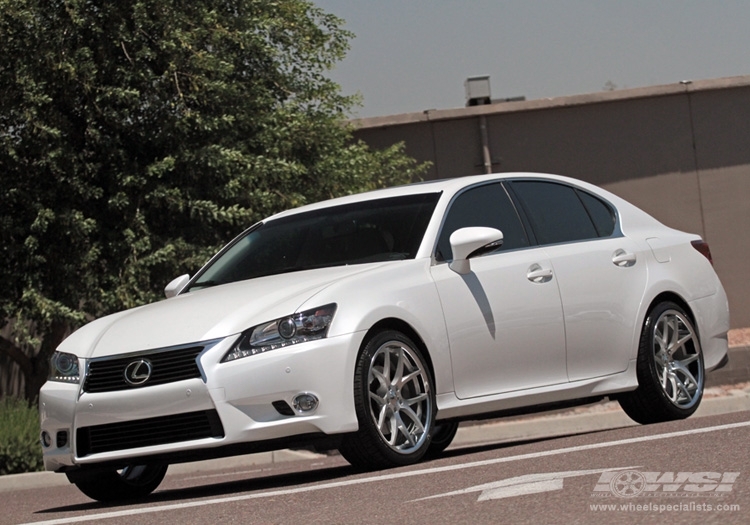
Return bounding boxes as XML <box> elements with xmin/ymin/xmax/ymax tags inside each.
<box><xmin>0</xmin><ymin>0</ymin><xmax>429</xmax><ymax>400</ymax></box>
<box><xmin>0</xmin><ymin>397</ymin><xmax>43</xmax><ymax>475</ymax></box>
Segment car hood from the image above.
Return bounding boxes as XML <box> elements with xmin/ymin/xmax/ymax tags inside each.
<box><xmin>59</xmin><ymin>264</ymin><xmax>386</xmax><ymax>358</ymax></box>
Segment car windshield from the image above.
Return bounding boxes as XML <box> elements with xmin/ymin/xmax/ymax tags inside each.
<box><xmin>187</xmin><ymin>192</ymin><xmax>441</xmax><ymax>291</ymax></box>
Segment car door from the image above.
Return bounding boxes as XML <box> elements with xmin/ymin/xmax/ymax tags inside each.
<box><xmin>430</xmin><ymin>182</ymin><xmax>567</xmax><ymax>399</ymax></box>
<box><xmin>510</xmin><ymin>180</ymin><xmax>648</xmax><ymax>381</ymax></box>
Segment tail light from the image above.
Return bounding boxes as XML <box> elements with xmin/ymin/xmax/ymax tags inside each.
<box><xmin>691</xmin><ymin>240</ymin><xmax>713</xmax><ymax>265</ymax></box>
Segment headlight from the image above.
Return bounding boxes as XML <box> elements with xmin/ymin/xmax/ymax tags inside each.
<box><xmin>48</xmin><ymin>351</ymin><xmax>80</xmax><ymax>383</ymax></box>
<box><xmin>222</xmin><ymin>304</ymin><xmax>337</xmax><ymax>362</ymax></box>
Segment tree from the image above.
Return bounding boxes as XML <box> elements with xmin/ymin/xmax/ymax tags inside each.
<box><xmin>0</xmin><ymin>0</ymin><xmax>427</xmax><ymax>401</ymax></box>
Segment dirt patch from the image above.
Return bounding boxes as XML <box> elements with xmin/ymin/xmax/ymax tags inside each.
<box><xmin>729</xmin><ymin>328</ymin><xmax>750</xmax><ymax>347</ymax></box>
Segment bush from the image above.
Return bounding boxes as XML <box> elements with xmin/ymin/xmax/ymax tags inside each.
<box><xmin>0</xmin><ymin>397</ymin><xmax>43</xmax><ymax>475</ymax></box>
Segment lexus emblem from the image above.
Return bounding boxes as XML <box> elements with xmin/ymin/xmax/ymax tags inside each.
<box><xmin>124</xmin><ymin>359</ymin><xmax>153</xmax><ymax>386</ymax></box>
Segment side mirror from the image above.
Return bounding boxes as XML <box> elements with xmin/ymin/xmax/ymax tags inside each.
<box><xmin>164</xmin><ymin>274</ymin><xmax>190</xmax><ymax>298</ymax></box>
<box><xmin>448</xmin><ymin>227</ymin><xmax>503</xmax><ymax>275</ymax></box>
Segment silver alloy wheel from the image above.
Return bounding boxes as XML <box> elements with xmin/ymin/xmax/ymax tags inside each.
<box><xmin>367</xmin><ymin>340</ymin><xmax>432</xmax><ymax>454</ymax></box>
<box><xmin>652</xmin><ymin>309</ymin><xmax>704</xmax><ymax>409</ymax></box>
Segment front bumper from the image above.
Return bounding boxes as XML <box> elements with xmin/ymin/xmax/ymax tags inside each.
<box><xmin>40</xmin><ymin>331</ymin><xmax>364</xmax><ymax>472</ymax></box>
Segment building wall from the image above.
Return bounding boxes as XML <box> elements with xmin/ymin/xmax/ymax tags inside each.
<box><xmin>353</xmin><ymin>76</ymin><xmax>750</xmax><ymax>327</ymax></box>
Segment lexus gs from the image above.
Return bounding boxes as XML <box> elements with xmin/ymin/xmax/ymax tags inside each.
<box><xmin>39</xmin><ymin>173</ymin><xmax>729</xmax><ymax>501</ymax></box>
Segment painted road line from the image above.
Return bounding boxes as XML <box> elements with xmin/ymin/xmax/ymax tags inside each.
<box><xmin>19</xmin><ymin>420</ymin><xmax>750</xmax><ymax>525</ymax></box>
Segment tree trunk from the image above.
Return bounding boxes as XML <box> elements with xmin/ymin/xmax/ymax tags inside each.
<box><xmin>0</xmin><ymin>321</ymin><xmax>70</xmax><ymax>402</ymax></box>
<box><xmin>25</xmin><ymin>321</ymin><xmax>70</xmax><ymax>402</ymax></box>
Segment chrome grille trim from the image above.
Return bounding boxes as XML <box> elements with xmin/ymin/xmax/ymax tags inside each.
<box><xmin>83</xmin><ymin>344</ymin><xmax>208</xmax><ymax>393</ymax></box>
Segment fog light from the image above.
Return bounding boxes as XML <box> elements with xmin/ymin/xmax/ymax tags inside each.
<box><xmin>293</xmin><ymin>393</ymin><xmax>319</xmax><ymax>413</ymax></box>
<box><xmin>41</xmin><ymin>431</ymin><xmax>52</xmax><ymax>448</ymax></box>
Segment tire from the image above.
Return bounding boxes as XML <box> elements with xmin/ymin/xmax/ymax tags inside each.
<box><xmin>339</xmin><ymin>330</ymin><xmax>435</xmax><ymax>470</ymax></box>
<box><xmin>424</xmin><ymin>421</ymin><xmax>459</xmax><ymax>459</ymax></box>
<box><xmin>618</xmin><ymin>302</ymin><xmax>705</xmax><ymax>424</ymax></box>
<box><xmin>67</xmin><ymin>463</ymin><xmax>168</xmax><ymax>502</ymax></box>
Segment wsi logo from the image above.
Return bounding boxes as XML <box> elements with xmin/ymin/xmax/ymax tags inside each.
<box><xmin>592</xmin><ymin>470</ymin><xmax>740</xmax><ymax>498</ymax></box>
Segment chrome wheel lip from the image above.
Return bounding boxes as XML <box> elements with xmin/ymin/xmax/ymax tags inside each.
<box><xmin>652</xmin><ymin>309</ymin><xmax>704</xmax><ymax>410</ymax></box>
<box><xmin>367</xmin><ymin>340</ymin><xmax>432</xmax><ymax>455</ymax></box>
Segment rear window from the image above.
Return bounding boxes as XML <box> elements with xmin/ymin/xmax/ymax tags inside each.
<box><xmin>511</xmin><ymin>181</ymin><xmax>615</xmax><ymax>245</ymax></box>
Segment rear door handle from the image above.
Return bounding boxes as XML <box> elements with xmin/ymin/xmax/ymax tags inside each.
<box><xmin>527</xmin><ymin>263</ymin><xmax>553</xmax><ymax>283</ymax></box>
<box><xmin>612</xmin><ymin>249</ymin><xmax>637</xmax><ymax>267</ymax></box>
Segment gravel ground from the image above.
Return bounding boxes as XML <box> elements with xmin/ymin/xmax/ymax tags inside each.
<box><xmin>729</xmin><ymin>327</ymin><xmax>750</xmax><ymax>347</ymax></box>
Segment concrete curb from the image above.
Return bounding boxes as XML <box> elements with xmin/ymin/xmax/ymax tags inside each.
<box><xmin>2</xmin><ymin>384</ymin><xmax>747</xmax><ymax>493</ymax></box>
<box><xmin>707</xmin><ymin>345</ymin><xmax>750</xmax><ymax>387</ymax></box>
<box><xmin>0</xmin><ymin>449</ymin><xmax>323</xmax><ymax>492</ymax></box>
<box><xmin>452</xmin><ymin>385</ymin><xmax>750</xmax><ymax>448</ymax></box>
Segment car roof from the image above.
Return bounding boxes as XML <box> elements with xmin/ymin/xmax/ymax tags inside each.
<box><xmin>267</xmin><ymin>172</ymin><xmax>580</xmax><ymax>220</ymax></box>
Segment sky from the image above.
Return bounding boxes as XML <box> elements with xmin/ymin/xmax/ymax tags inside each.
<box><xmin>314</xmin><ymin>0</ymin><xmax>750</xmax><ymax>118</ymax></box>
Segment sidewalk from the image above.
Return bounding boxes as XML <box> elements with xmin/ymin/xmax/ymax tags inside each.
<box><xmin>3</xmin><ymin>346</ymin><xmax>748</xmax><ymax>492</ymax></box>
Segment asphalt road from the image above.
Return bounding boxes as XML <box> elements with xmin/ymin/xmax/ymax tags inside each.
<box><xmin>5</xmin><ymin>401</ymin><xmax>750</xmax><ymax>525</ymax></box>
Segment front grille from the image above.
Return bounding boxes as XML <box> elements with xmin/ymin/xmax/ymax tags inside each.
<box><xmin>84</xmin><ymin>345</ymin><xmax>204</xmax><ymax>393</ymax></box>
<box><xmin>76</xmin><ymin>409</ymin><xmax>224</xmax><ymax>457</ymax></box>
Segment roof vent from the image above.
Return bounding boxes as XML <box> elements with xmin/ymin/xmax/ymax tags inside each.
<box><xmin>465</xmin><ymin>75</ymin><xmax>491</xmax><ymax>106</ymax></box>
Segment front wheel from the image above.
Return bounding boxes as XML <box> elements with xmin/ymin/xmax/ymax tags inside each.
<box><xmin>618</xmin><ymin>302</ymin><xmax>704</xmax><ymax>424</ymax></box>
<box><xmin>67</xmin><ymin>463</ymin><xmax>168</xmax><ymax>502</ymax></box>
<box><xmin>339</xmin><ymin>330</ymin><xmax>435</xmax><ymax>470</ymax></box>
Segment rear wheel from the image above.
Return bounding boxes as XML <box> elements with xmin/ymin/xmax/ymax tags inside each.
<box><xmin>618</xmin><ymin>302</ymin><xmax>704</xmax><ymax>424</ymax></box>
<box><xmin>340</xmin><ymin>330</ymin><xmax>435</xmax><ymax>470</ymax></box>
<box><xmin>67</xmin><ymin>463</ymin><xmax>168</xmax><ymax>502</ymax></box>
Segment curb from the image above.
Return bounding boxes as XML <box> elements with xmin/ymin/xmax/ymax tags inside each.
<box><xmin>452</xmin><ymin>384</ymin><xmax>750</xmax><ymax>448</ymax></box>
<box><xmin>0</xmin><ymin>449</ymin><xmax>323</xmax><ymax>492</ymax></box>
<box><xmin>707</xmin><ymin>345</ymin><xmax>750</xmax><ymax>387</ymax></box>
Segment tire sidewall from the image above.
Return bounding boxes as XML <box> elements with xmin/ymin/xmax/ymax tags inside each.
<box><xmin>640</xmin><ymin>302</ymin><xmax>704</xmax><ymax>418</ymax></box>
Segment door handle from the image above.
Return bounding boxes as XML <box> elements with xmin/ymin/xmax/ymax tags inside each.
<box><xmin>527</xmin><ymin>263</ymin><xmax>553</xmax><ymax>283</ymax></box>
<box><xmin>612</xmin><ymin>249</ymin><xmax>637</xmax><ymax>267</ymax></box>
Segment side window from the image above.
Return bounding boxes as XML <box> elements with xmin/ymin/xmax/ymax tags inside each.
<box><xmin>436</xmin><ymin>183</ymin><xmax>528</xmax><ymax>261</ymax></box>
<box><xmin>577</xmin><ymin>190</ymin><xmax>616</xmax><ymax>237</ymax></box>
<box><xmin>511</xmin><ymin>181</ymin><xmax>599</xmax><ymax>245</ymax></box>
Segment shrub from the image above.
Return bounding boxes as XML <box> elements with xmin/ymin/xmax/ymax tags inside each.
<box><xmin>0</xmin><ymin>397</ymin><xmax>43</xmax><ymax>475</ymax></box>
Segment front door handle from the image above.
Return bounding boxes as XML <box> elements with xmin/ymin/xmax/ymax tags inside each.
<box><xmin>527</xmin><ymin>263</ymin><xmax>553</xmax><ymax>283</ymax></box>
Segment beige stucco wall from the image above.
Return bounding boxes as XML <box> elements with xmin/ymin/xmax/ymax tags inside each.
<box><xmin>353</xmin><ymin>76</ymin><xmax>750</xmax><ymax>327</ymax></box>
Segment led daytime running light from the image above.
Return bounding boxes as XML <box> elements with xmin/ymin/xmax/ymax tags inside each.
<box><xmin>48</xmin><ymin>351</ymin><xmax>81</xmax><ymax>383</ymax></box>
<box><xmin>223</xmin><ymin>304</ymin><xmax>336</xmax><ymax>362</ymax></box>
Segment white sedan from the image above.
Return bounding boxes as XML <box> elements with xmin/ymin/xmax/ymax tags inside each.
<box><xmin>39</xmin><ymin>173</ymin><xmax>730</xmax><ymax>501</ymax></box>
